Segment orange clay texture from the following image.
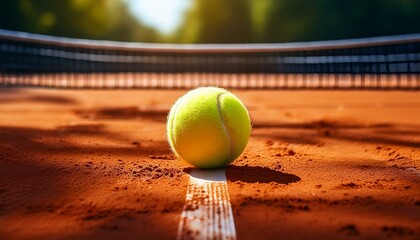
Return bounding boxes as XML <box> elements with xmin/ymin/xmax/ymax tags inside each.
<box><xmin>0</xmin><ymin>87</ymin><xmax>419</xmax><ymax>240</ymax></box>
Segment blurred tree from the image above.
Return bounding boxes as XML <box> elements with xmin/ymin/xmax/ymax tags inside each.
<box><xmin>175</xmin><ymin>0</ymin><xmax>420</xmax><ymax>43</ymax></box>
<box><xmin>251</xmin><ymin>0</ymin><xmax>420</xmax><ymax>42</ymax></box>
<box><xmin>0</xmin><ymin>0</ymin><xmax>160</xmax><ymax>42</ymax></box>
<box><xmin>173</xmin><ymin>0</ymin><xmax>253</xmax><ymax>43</ymax></box>
<box><xmin>1</xmin><ymin>0</ymin><xmax>419</xmax><ymax>43</ymax></box>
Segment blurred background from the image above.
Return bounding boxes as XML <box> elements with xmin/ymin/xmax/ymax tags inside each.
<box><xmin>1</xmin><ymin>0</ymin><xmax>420</xmax><ymax>43</ymax></box>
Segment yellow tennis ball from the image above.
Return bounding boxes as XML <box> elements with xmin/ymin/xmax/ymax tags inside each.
<box><xmin>167</xmin><ymin>87</ymin><xmax>251</xmax><ymax>168</ymax></box>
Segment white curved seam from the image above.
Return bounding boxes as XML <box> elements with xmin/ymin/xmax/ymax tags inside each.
<box><xmin>216</xmin><ymin>93</ymin><xmax>233</xmax><ymax>164</ymax></box>
<box><xmin>169</xmin><ymin>99</ymin><xmax>183</xmax><ymax>157</ymax></box>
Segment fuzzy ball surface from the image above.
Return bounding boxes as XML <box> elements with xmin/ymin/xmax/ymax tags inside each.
<box><xmin>167</xmin><ymin>87</ymin><xmax>251</xmax><ymax>168</ymax></box>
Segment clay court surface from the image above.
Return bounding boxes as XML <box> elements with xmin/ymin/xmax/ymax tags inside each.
<box><xmin>0</xmin><ymin>87</ymin><xmax>419</xmax><ymax>239</ymax></box>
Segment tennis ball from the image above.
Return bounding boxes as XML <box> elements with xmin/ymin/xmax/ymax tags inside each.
<box><xmin>167</xmin><ymin>87</ymin><xmax>251</xmax><ymax>168</ymax></box>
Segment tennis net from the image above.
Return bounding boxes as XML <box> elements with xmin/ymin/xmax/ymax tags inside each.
<box><xmin>1</xmin><ymin>29</ymin><xmax>419</xmax><ymax>89</ymax></box>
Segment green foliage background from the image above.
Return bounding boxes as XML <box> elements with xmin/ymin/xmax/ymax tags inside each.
<box><xmin>1</xmin><ymin>0</ymin><xmax>419</xmax><ymax>43</ymax></box>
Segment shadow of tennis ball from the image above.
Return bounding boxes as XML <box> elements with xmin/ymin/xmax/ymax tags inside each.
<box><xmin>226</xmin><ymin>165</ymin><xmax>301</xmax><ymax>184</ymax></box>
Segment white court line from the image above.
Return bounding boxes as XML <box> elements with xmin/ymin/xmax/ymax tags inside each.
<box><xmin>177</xmin><ymin>169</ymin><xmax>236</xmax><ymax>240</ymax></box>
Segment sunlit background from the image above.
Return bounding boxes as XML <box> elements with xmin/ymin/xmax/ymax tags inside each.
<box><xmin>127</xmin><ymin>0</ymin><xmax>189</xmax><ymax>34</ymax></box>
<box><xmin>0</xmin><ymin>0</ymin><xmax>419</xmax><ymax>43</ymax></box>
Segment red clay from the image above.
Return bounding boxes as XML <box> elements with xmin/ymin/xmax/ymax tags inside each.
<box><xmin>0</xmin><ymin>88</ymin><xmax>419</xmax><ymax>239</ymax></box>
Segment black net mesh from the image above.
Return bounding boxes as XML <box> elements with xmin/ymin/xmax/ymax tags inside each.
<box><xmin>1</xmin><ymin>29</ymin><xmax>419</xmax><ymax>89</ymax></box>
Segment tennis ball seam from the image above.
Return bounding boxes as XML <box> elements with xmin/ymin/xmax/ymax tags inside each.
<box><xmin>168</xmin><ymin>97</ymin><xmax>183</xmax><ymax>158</ymax></box>
<box><xmin>216</xmin><ymin>92</ymin><xmax>233</xmax><ymax>165</ymax></box>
